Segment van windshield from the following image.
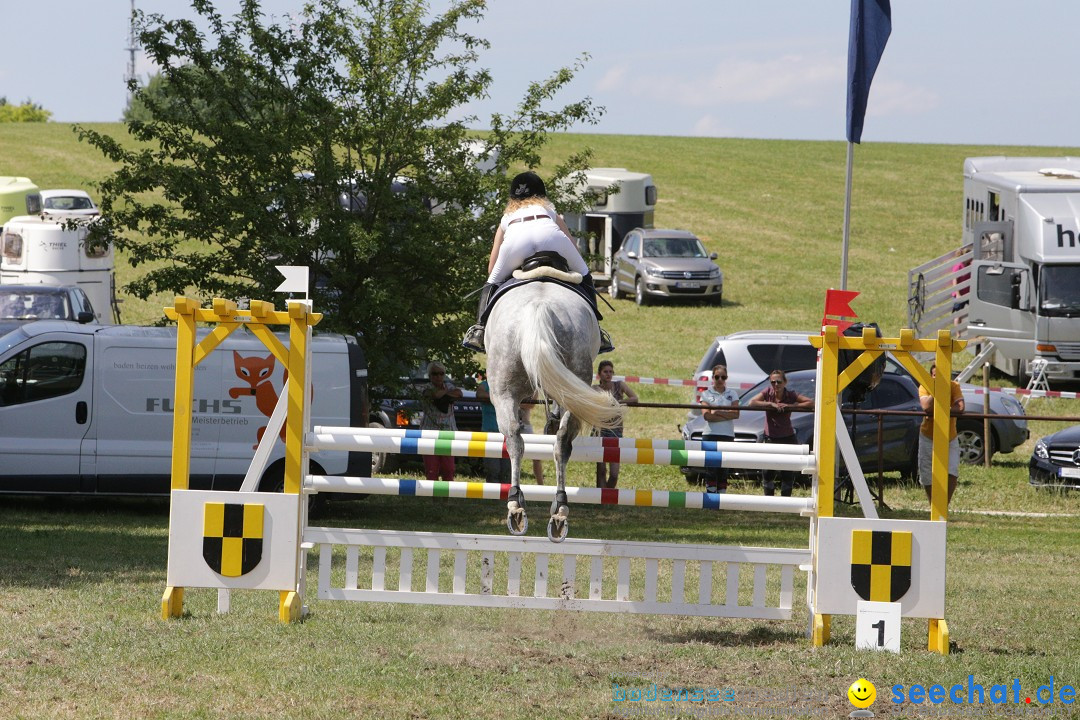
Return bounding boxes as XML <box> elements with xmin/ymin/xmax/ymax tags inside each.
<box><xmin>1039</xmin><ymin>265</ymin><xmax>1080</xmax><ymax>317</ymax></box>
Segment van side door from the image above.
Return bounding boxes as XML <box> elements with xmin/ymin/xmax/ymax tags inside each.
<box><xmin>0</xmin><ymin>332</ymin><xmax>93</xmax><ymax>492</ymax></box>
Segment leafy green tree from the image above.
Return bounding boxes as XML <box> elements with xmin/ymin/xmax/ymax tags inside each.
<box><xmin>123</xmin><ymin>72</ymin><xmax>211</xmax><ymax>124</ymax></box>
<box><xmin>0</xmin><ymin>97</ymin><xmax>52</xmax><ymax>122</ymax></box>
<box><xmin>79</xmin><ymin>0</ymin><xmax>601</xmax><ymax>387</ymax></box>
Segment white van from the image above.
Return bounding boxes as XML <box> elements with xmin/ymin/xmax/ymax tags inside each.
<box><xmin>0</xmin><ymin>321</ymin><xmax>369</xmax><ymax>494</ymax></box>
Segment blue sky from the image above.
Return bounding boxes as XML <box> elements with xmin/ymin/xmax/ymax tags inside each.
<box><xmin>2</xmin><ymin>1</ymin><xmax>1077</xmax><ymax>147</ymax></box>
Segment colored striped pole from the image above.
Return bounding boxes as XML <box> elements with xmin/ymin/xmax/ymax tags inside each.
<box><xmin>306</xmin><ymin>476</ymin><xmax>815</xmax><ymax>514</ymax></box>
<box><xmin>309</xmin><ymin>431</ymin><xmax>813</xmax><ymax>472</ymax></box>
<box><xmin>311</xmin><ymin>426</ymin><xmax>810</xmax><ymax>455</ymax></box>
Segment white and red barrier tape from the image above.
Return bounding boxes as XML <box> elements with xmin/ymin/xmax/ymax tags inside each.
<box><xmin>613</xmin><ymin>375</ymin><xmax>1079</xmax><ymax>400</ymax></box>
<box><xmin>613</xmin><ymin>375</ymin><xmax>758</xmax><ymax>391</ymax></box>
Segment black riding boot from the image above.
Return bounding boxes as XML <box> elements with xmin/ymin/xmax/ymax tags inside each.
<box><xmin>462</xmin><ymin>283</ymin><xmax>495</xmax><ymax>352</ymax></box>
<box><xmin>580</xmin><ymin>274</ymin><xmax>614</xmax><ymax>353</ymax></box>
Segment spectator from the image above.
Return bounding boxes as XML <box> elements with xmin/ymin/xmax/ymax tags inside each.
<box><xmin>698</xmin><ymin>364</ymin><xmax>740</xmax><ymax>494</ymax></box>
<box><xmin>592</xmin><ymin>360</ymin><xmax>638</xmax><ymax>489</ymax></box>
<box><xmin>475</xmin><ymin>372</ymin><xmax>509</xmax><ymax>484</ymax></box>
<box><xmin>747</xmin><ymin>370</ymin><xmax>813</xmax><ymax>496</ymax></box>
<box><xmin>419</xmin><ymin>362</ymin><xmax>462</xmax><ymax>482</ymax></box>
<box><xmin>918</xmin><ymin>364</ymin><xmax>964</xmax><ymax>506</ymax></box>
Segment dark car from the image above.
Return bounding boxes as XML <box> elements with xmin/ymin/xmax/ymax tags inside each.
<box><xmin>1029</xmin><ymin>425</ymin><xmax>1080</xmax><ymax>490</ymax></box>
<box><xmin>368</xmin><ymin>374</ymin><xmax>482</xmax><ymax>474</ymax></box>
<box><xmin>680</xmin><ymin>369</ymin><xmax>922</xmax><ymax>485</ymax></box>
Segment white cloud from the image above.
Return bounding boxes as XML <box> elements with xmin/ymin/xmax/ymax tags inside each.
<box><xmin>865</xmin><ymin>79</ymin><xmax>940</xmax><ymax>117</ymax></box>
<box><xmin>596</xmin><ymin>64</ymin><xmax>628</xmax><ymax>92</ymax></box>
<box><xmin>622</xmin><ymin>53</ymin><xmax>845</xmax><ymax>110</ymax></box>
<box><xmin>690</xmin><ymin>114</ymin><xmax>734</xmax><ymax>137</ymax></box>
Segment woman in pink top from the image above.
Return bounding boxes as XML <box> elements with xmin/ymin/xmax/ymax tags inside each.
<box><xmin>747</xmin><ymin>369</ymin><xmax>813</xmax><ymax>496</ymax></box>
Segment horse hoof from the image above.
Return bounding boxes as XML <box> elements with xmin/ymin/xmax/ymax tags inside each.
<box><xmin>507</xmin><ymin>508</ymin><xmax>528</xmax><ymax>536</ymax></box>
<box><xmin>547</xmin><ymin>517</ymin><xmax>568</xmax><ymax>543</ymax></box>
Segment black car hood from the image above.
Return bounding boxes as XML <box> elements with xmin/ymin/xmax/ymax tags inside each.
<box><xmin>1045</xmin><ymin>424</ymin><xmax>1080</xmax><ymax>445</ymax></box>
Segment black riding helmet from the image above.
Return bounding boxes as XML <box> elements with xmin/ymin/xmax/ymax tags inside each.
<box><xmin>510</xmin><ymin>171</ymin><xmax>546</xmax><ymax>200</ymax></box>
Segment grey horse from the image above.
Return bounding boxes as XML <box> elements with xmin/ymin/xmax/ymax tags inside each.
<box><xmin>485</xmin><ymin>281</ymin><xmax>624</xmax><ymax>542</ymax></box>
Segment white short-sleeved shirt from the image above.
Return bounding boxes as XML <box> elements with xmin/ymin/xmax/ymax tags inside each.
<box><xmin>700</xmin><ymin>386</ymin><xmax>740</xmax><ymax>436</ymax></box>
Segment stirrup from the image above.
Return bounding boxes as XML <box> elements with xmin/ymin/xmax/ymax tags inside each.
<box><xmin>598</xmin><ymin>327</ymin><xmax>615</xmax><ymax>354</ymax></box>
<box><xmin>462</xmin><ymin>324</ymin><xmax>486</xmax><ymax>353</ymax></box>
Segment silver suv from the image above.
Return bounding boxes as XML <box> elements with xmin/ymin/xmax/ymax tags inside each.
<box><xmin>686</xmin><ymin>330</ymin><xmax>1028</xmax><ymax>464</ymax></box>
<box><xmin>609</xmin><ymin>228</ymin><xmax>723</xmax><ymax>305</ymax></box>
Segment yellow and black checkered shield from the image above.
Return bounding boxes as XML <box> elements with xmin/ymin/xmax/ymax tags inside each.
<box><xmin>203</xmin><ymin>502</ymin><xmax>264</xmax><ymax>577</ymax></box>
<box><xmin>850</xmin><ymin>529</ymin><xmax>912</xmax><ymax>602</ymax></box>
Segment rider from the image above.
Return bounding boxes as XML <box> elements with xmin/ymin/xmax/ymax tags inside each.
<box><xmin>462</xmin><ymin>171</ymin><xmax>614</xmax><ymax>354</ymax></box>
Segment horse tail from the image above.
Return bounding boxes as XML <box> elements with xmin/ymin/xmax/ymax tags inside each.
<box><xmin>518</xmin><ymin>302</ymin><xmax>625</xmax><ymax>431</ymax></box>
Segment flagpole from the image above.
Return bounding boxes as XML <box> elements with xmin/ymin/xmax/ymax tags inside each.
<box><xmin>840</xmin><ymin>140</ymin><xmax>854</xmax><ymax>290</ymax></box>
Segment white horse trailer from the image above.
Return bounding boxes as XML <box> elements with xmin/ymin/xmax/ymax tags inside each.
<box><xmin>0</xmin><ymin>215</ymin><xmax>117</xmax><ymax>323</ymax></box>
<box><xmin>562</xmin><ymin>168</ymin><xmax>656</xmax><ymax>287</ymax></box>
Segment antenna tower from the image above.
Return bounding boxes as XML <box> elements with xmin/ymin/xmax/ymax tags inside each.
<box><xmin>124</xmin><ymin>0</ymin><xmax>140</xmax><ymax>92</ymax></box>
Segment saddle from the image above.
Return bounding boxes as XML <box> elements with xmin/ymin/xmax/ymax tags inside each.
<box><xmin>479</xmin><ymin>252</ymin><xmax>599</xmax><ymax>324</ymax></box>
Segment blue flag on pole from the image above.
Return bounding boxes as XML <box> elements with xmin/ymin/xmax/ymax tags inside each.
<box><xmin>846</xmin><ymin>0</ymin><xmax>892</xmax><ymax>144</ymax></box>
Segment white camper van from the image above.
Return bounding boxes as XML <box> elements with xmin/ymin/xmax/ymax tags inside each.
<box><xmin>561</xmin><ymin>168</ymin><xmax>657</xmax><ymax>287</ymax></box>
<box><xmin>1</xmin><ymin>214</ymin><xmax>118</xmax><ymax>323</ymax></box>
<box><xmin>909</xmin><ymin>157</ymin><xmax>1080</xmax><ymax>383</ymax></box>
<box><xmin>0</xmin><ymin>321</ymin><xmax>369</xmax><ymax>495</ymax></box>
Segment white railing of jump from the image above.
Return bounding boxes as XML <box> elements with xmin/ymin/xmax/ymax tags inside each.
<box><xmin>300</xmin><ymin>426</ymin><xmax>818</xmax><ymax>620</ymax></box>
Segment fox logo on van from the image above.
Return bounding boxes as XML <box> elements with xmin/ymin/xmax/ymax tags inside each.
<box><xmin>145</xmin><ymin>398</ymin><xmax>244</xmax><ymax>413</ymax></box>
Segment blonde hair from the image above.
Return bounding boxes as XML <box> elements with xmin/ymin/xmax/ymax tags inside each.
<box><xmin>504</xmin><ymin>196</ymin><xmax>554</xmax><ymax>215</ymax></box>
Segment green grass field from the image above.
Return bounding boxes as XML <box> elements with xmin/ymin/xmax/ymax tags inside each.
<box><xmin>3</xmin><ymin>124</ymin><xmax>1080</xmax><ymax>719</ymax></box>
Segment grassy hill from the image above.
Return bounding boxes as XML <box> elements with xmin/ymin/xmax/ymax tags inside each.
<box><xmin>5</xmin><ymin>123</ymin><xmax>1075</xmax><ymax>336</ymax></box>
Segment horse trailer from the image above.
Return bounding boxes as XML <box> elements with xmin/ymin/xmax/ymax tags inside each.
<box><xmin>561</xmin><ymin>168</ymin><xmax>656</xmax><ymax>287</ymax></box>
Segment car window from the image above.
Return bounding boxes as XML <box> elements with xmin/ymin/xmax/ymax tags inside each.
<box><xmin>746</xmin><ymin>343</ymin><xmax>817</xmax><ymax>375</ymax></box>
<box><xmin>73</xmin><ymin>288</ymin><xmax>94</xmax><ymax>317</ymax></box>
<box><xmin>700</xmin><ymin>346</ymin><xmax>727</xmax><ymax>374</ymax></box>
<box><xmin>0</xmin><ymin>341</ymin><xmax>87</xmax><ymax>406</ymax></box>
<box><xmin>624</xmin><ymin>234</ymin><xmax>639</xmax><ymax>256</ymax></box>
<box><xmin>865</xmin><ymin>377</ymin><xmax>915</xmax><ymax>409</ymax></box>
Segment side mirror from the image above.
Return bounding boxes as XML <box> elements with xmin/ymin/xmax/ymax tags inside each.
<box><xmin>77</xmin><ymin>311</ymin><xmax>95</xmax><ymax>324</ymax></box>
<box><xmin>626</xmin><ymin>251</ymin><xmax>638</xmax><ymax>260</ymax></box>
<box><xmin>709</xmin><ymin>252</ymin><xmax>718</xmax><ymax>260</ymax></box>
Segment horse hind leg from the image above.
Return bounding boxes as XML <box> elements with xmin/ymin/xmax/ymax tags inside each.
<box><xmin>498</xmin><ymin>397</ymin><xmax>528</xmax><ymax>536</ymax></box>
<box><xmin>547</xmin><ymin>412</ymin><xmax>579</xmax><ymax>543</ymax></box>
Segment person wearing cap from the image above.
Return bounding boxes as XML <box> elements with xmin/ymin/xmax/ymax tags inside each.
<box><xmin>462</xmin><ymin>171</ymin><xmax>614</xmax><ymax>353</ymax></box>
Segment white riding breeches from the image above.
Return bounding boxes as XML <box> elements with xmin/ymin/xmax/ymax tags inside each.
<box><xmin>487</xmin><ymin>217</ymin><xmax>590</xmax><ymax>284</ymax></box>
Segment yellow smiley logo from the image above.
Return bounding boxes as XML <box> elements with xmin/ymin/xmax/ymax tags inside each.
<box><xmin>848</xmin><ymin>678</ymin><xmax>876</xmax><ymax>709</ymax></box>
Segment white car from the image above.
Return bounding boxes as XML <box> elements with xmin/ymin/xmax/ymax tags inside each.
<box><xmin>39</xmin><ymin>189</ymin><xmax>99</xmax><ymax>217</ymax></box>
<box><xmin>692</xmin><ymin>330</ymin><xmax>819</xmax><ymax>396</ymax></box>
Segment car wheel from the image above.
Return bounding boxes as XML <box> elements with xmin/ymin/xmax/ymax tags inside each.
<box><xmin>609</xmin><ymin>277</ymin><xmax>622</xmax><ymax>300</ymax></box>
<box><xmin>635</xmin><ymin>277</ymin><xmax>650</xmax><ymax>306</ymax></box>
<box><xmin>956</xmin><ymin>420</ymin><xmax>995</xmax><ymax>464</ymax></box>
<box><xmin>710</xmin><ymin>292</ymin><xmax>723</xmax><ymax>306</ymax></box>
<box><xmin>369</xmin><ymin>421</ymin><xmax>399</xmax><ymax>474</ymax></box>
